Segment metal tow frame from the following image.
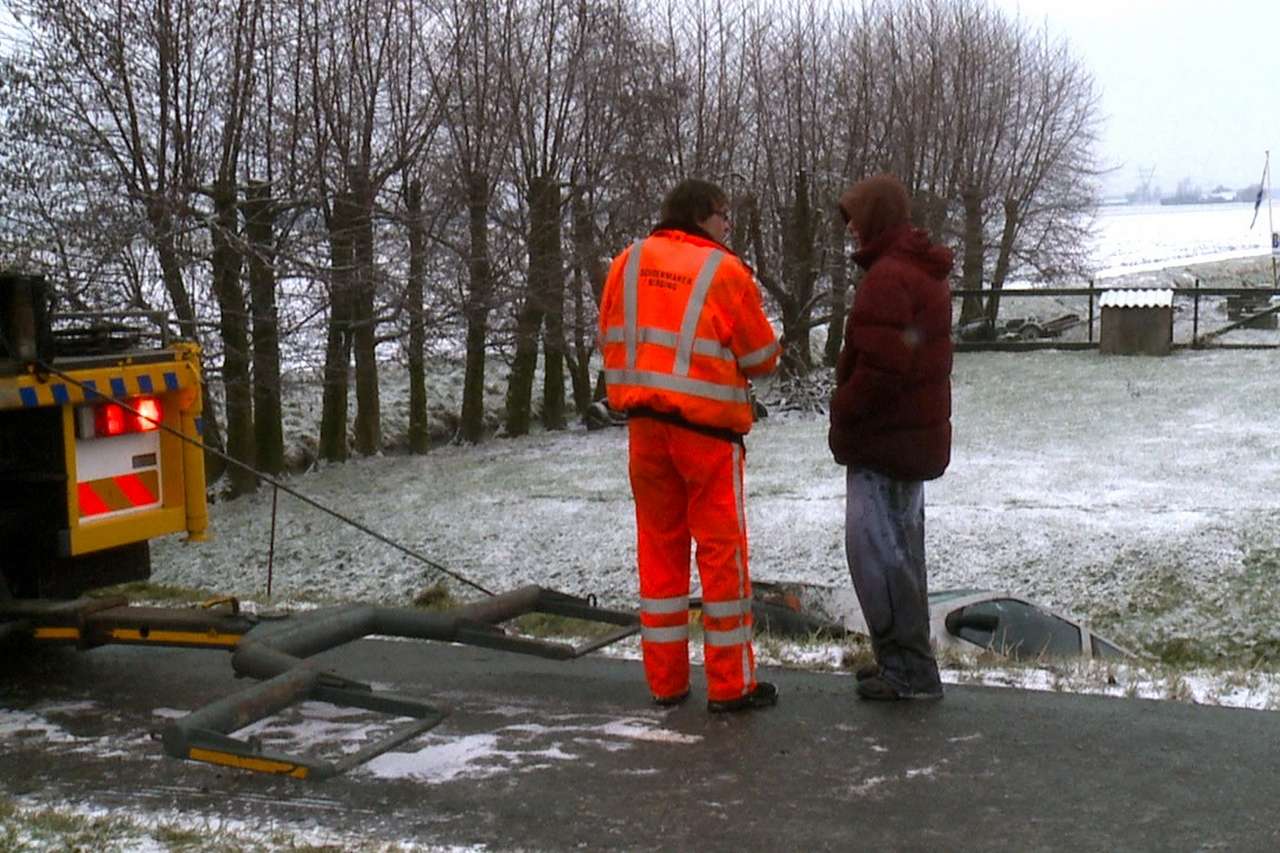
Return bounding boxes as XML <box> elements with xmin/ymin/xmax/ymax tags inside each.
<box><xmin>1</xmin><ymin>585</ymin><xmax>639</xmax><ymax>780</ymax></box>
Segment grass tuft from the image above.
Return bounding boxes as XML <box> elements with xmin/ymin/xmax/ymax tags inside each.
<box><xmin>89</xmin><ymin>581</ymin><xmax>217</xmax><ymax>604</ymax></box>
<box><xmin>411</xmin><ymin>582</ymin><xmax>456</xmax><ymax>610</ymax></box>
<box><xmin>509</xmin><ymin>611</ymin><xmax>623</xmax><ymax>641</ymax></box>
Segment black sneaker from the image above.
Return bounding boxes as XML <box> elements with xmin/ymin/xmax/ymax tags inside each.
<box><xmin>856</xmin><ymin>674</ymin><xmax>943</xmax><ymax>701</ymax></box>
<box><xmin>653</xmin><ymin>689</ymin><xmax>690</xmax><ymax>707</ymax></box>
<box><xmin>707</xmin><ymin>682</ymin><xmax>779</xmax><ymax>713</ymax></box>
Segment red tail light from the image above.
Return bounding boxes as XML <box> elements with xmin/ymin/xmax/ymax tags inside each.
<box><xmin>84</xmin><ymin>396</ymin><xmax>163</xmax><ymax>438</ymax></box>
<box><xmin>95</xmin><ymin>403</ymin><xmax>128</xmax><ymax>437</ymax></box>
<box><xmin>134</xmin><ymin>397</ymin><xmax>162</xmax><ymax>430</ymax></box>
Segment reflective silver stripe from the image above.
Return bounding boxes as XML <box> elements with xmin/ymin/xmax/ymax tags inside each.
<box><xmin>731</xmin><ymin>443</ymin><xmax>752</xmax><ymax>683</ymax></box>
<box><xmin>604</xmin><ymin>326</ymin><xmax>676</xmax><ymax>348</ymax></box>
<box><xmin>644</xmin><ymin>327</ymin><xmax>678</xmax><ymax>348</ymax></box>
<box><xmin>603</xmin><ymin>369</ymin><xmax>748</xmax><ymax>404</ymax></box>
<box><xmin>694</xmin><ymin>338</ymin><xmax>735</xmax><ymax>360</ymax></box>
<box><xmin>623</xmin><ymin>239</ymin><xmax>645</xmax><ymax>369</ymax></box>
<box><xmin>732</xmin><ymin>442</ymin><xmax>746</xmax><ymax>585</ymax></box>
<box><xmin>641</xmin><ymin>595</ymin><xmax>689</xmax><ymax>614</ymax></box>
<box><xmin>603</xmin><ymin>326</ymin><xmax>734</xmax><ymax>361</ymax></box>
<box><xmin>704</xmin><ymin>625</ymin><xmax>752</xmax><ymax>647</ymax></box>
<box><xmin>701</xmin><ymin>598</ymin><xmax>752</xmax><ymax>618</ymax></box>
<box><xmin>642</xmin><ymin>624</ymin><xmax>690</xmax><ymax>643</ymax></box>
<box><xmin>739</xmin><ymin>340</ymin><xmax>780</xmax><ymax>369</ymax></box>
<box><xmin>673</xmin><ymin>251</ymin><xmax>725</xmax><ymax>377</ymax></box>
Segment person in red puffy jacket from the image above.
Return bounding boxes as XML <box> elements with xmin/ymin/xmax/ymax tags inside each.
<box><xmin>829</xmin><ymin>174</ymin><xmax>953</xmax><ymax>701</ymax></box>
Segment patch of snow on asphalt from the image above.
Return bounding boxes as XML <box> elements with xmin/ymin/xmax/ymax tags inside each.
<box><xmin>363</xmin><ymin>714</ymin><xmax>700</xmax><ymax>782</ymax></box>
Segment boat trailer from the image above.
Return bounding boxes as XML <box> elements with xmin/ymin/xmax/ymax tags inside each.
<box><xmin>1</xmin><ymin>585</ymin><xmax>638</xmax><ymax>780</ymax></box>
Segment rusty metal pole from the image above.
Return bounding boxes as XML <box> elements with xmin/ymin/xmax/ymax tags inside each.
<box><xmin>267</xmin><ymin>483</ymin><xmax>279</xmax><ymax>597</ymax></box>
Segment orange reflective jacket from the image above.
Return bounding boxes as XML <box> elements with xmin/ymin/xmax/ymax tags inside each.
<box><xmin>598</xmin><ymin>229</ymin><xmax>780</xmax><ymax>434</ymax></box>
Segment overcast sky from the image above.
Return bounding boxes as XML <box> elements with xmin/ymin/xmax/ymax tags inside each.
<box><xmin>990</xmin><ymin>0</ymin><xmax>1280</xmax><ymax>198</ymax></box>
<box><xmin>3</xmin><ymin>2</ymin><xmax>1275</xmax><ymax>203</ymax></box>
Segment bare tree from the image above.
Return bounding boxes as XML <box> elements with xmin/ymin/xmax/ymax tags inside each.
<box><xmin>501</xmin><ymin>0</ymin><xmax>599</xmax><ymax>436</ymax></box>
<box><xmin>421</xmin><ymin>0</ymin><xmax>516</xmax><ymax>444</ymax></box>
<box><xmin>1</xmin><ymin>0</ymin><xmax>1106</xmax><ymax>472</ymax></box>
<box><xmin>10</xmin><ymin>0</ymin><xmax>231</xmax><ymax>475</ymax></box>
<box><xmin>742</xmin><ymin>1</ymin><xmax>846</xmax><ymax>373</ymax></box>
<box><xmin>203</xmin><ymin>0</ymin><xmax>263</xmax><ymax>496</ymax></box>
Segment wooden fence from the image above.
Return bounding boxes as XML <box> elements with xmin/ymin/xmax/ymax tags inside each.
<box><xmin>951</xmin><ymin>284</ymin><xmax>1280</xmax><ymax>351</ymax></box>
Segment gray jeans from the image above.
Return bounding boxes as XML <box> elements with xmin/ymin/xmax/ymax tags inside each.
<box><xmin>844</xmin><ymin>466</ymin><xmax>941</xmax><ymax>693</ymax></box>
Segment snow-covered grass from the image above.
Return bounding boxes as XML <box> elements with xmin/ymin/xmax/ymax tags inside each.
<box><xmin>156</xmin><ymin>345</ymin><xmax>1280</xmax><ymax>675</ymax></box>
<box><xmin>0</xmin><ymin>797</ymin><xmax>471</xmax><ymax>852</ymax></box>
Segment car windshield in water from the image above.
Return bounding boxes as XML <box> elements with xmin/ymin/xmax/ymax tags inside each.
<box><xmin>945</xmin><ymin>598</ymin><xmax>1082</xmax><ymax>660</ymax></box>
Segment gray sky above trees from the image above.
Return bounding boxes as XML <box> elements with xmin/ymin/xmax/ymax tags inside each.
<box><xmin>991</xmin><ymin>0</ymin><xmax>1280</xmax><ymax>198</ymax></box>
<box><xmin>8</xmin><ymin>0</ymin><xmax>1270</xmax><ymax>200</ymax></box>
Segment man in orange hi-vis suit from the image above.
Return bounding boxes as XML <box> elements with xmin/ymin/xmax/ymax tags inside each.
<box><xmin>598</xmin><ymin>178</ymin><xmax>781</xmax><ymax>713</ymax></box>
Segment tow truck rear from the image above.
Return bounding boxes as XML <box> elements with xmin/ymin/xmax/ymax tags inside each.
<box><xmin>1</xmin><ymin>272</ymin><xmax>639</xmax><ymax>779</ymax></box>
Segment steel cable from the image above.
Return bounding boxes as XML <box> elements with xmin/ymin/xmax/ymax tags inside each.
<box><xmin>34</xmin><ymin>358</ymin><xmax>495</xmax><ymax>597</ymax></box>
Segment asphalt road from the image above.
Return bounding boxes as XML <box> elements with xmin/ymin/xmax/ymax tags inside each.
<box><xmin>2</xmin><ymin>637</ymin><xmax>1278</xmax><ymax>851</ymax></box>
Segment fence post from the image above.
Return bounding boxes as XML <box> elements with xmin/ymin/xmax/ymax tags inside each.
<box><xmin>1192</xmin><ymin>278</ymin><xmax>1200</xmax><ymax>347</ymax></box>
<box><xmin>1088</xmin><ymin>280</ymin><xmax>1095</xmax><ymax>343</ymax></box>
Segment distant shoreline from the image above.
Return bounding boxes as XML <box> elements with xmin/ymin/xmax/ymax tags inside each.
<box><xmin>1095</xmin><ymin>249</ymin><xmax>1275</xmax><ymax>281</ymax></box>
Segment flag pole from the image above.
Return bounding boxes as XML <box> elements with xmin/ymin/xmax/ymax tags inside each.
<box><xmin>1267</xmin><ymin>151</ymin><xmax>1277</xmax><ymax>288</ymax></box>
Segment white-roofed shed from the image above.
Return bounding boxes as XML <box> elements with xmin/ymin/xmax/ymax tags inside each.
<box><xmin>1099</xmin><ymin>288</ymin><xmax>1174</xmax><ymax>355</ymax></box>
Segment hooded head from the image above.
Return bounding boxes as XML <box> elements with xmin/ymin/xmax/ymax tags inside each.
<box><xmin>838</xmin><ymin>174</ymin><xmax>910</xmax><ymax>247</ymax></box>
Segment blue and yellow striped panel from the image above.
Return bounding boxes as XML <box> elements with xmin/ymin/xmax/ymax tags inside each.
<box><xmin>0</xmin><ymin>361</ymin><xmax>195</xmax><ymax>411</ymax></box>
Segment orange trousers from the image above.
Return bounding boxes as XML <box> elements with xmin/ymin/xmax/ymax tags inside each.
<box><xmin>627</xmin><ymin>417</ymin><xmax>757</xmax><ymax>703</ymax></box>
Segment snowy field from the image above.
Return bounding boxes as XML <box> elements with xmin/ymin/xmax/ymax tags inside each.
<box><xmin>151</xmin><ymin>202</ymin><xmax>1280</xmax><ymax>675</ymax></box>
<box><xmin>1093</xmin><ymin>202</ymin><xmax>1276</xmax><ymax>277</ymax></box>
<box><xmin>148</xmin><ymin>202</ymin><xmax>1280</xmax><ymax>670</ymax></box>
<box><xmin>153</xmin><ymin>346</ymin><xmax>1280</xmax><ymax>672</ymax></box>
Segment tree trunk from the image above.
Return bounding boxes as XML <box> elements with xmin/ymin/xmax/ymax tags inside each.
<box><xmin>959</xmin><ymin>189</ymin><xmax>987</xmax><ymax>324</ymax></box>
<box><xmin>537</xmin><ymin>179</ymin><xmax>566</xmax><ymax>431</ymax></box>
<box><xmin>459</xmin><ymin>171</ymin><xmax>492</xmax><ymax>444</ymax></box>
<box><xmin>349</xmin><ymin>164</ymin><xmax>381</xmax><ymax>456</ymax></box>
<box><xmin>754</xmin><ymin>191</ymin><xmax>802</xmax><ymax>377</ymax></box>
<box><xmin>985</xmin><ymin>199</ymin><xmax>1020</xmax><ymax>325</ymax></box>
<box><xmin>209</xmin><ymin>180</ymin><xmax>256</xmax><ymax>496</ymax></box>
<box><xmin>745</xmin><ymin>192</ymin><xmax>770</xmax><ymax>301</ymax></box>
<box><xmin>568</xmin><ymin>184</ymin><xmax>603</xmax><ymax>413</ymax></box>
<box><xmin>405</xmin><ymin>178</ymin><xmax>430</xmax><ymax>454</ymax></box>
<box><xmin>505</xmin><ymin>174</ymin><xmax>563</xmax><ymax>437</ymax></box>
<box><xmin>320</xmin><ymin>186</ymin><xmax>357</xmax><ymax>462</ymax></box>
<box><xmin>148</xmin><ymin>202</ymin><xmax>198</xmax><ymax>340</ymax></box>
<box><xmin>824</xmin><ymin>211</ymin><xmax>848</xmax><ymax>367</ymax></box>
<box><xmin>245</xmin><ymin>179</ymin><xmax>284</xmax><ymax>475</ymax></box>
<box><xmin>147</xmin><ymin>197</ymin><xmax>225</xmax><ymax>483</ymax></box>
<box><xmin>504</xmin><ymin>293</ymin><xmax>542</xmax><ymax>437</ymax></box>
<box><xmin>503</xmin><ymin>176</ymin><xmax>544</xmax><ymax>439</ymax></box>
<box><xmin>566</xmin><ymin>262</ymin><xmax>592</xmax><ymax>415</ymax></box>
<box><xmin>780</xmin><ymin>170</ymin><xmax>815</xmax><ymax>371</ymax></box>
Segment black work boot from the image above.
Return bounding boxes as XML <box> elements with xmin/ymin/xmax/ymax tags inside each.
<box><xmin>653</xmin><ymin>689</ymin><xmax>690</xmax><ymax>707</ymax></box>
<box><xmin>856</xmin><ymin>674</ymin><xmax>943</xmax><ymax>701</ymax></box>
<box><xmin>707</xmin><ymin>681</ymin><xmax>779</xmax><ymax>713</ymax></box>
<box><xmin>855</xmin><ymin>663</ymin><xmax>880</xmax><ymax>681</ymax></box>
